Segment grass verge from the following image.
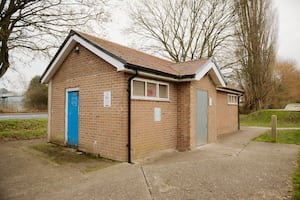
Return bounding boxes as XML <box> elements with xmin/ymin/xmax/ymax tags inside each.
<box><xmin>252</xmin><ymin>129</ymin><xmax>300</xmax><ymax>199</ymax></box>
<box><xmin>0</xmin><ymin>119</ymin><xmax>47</xmax><ymax>140</ymax></box>
<box><xmin>252</xmin><ymin>129</ymin><xmax>300</xmax><ymax>144</ymax></box>
<box><xmin>241</xmin><ymin>109</ymin><xmax>300</xmax><ymax>127</ymax></box>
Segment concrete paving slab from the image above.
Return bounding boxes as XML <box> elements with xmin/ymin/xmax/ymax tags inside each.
<box><xmin>141</xmin><ymin>127</ymin><xmax>299</xmax><ymax>200</ymax></box>
<box><xmin>0</xmin><ymin>127</ymin><xmax>298</xmax><ymax>200</ymax></box>
<box><xmin>0</xmin><ymin>140</ymin><xmax>151</xmax><ymax>200</ymax></box>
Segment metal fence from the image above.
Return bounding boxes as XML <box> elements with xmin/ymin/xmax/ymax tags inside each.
<box><xmin>0</xmin><ymin>96</ymin><xmax>24</xmax><ymax>112</ymax></box>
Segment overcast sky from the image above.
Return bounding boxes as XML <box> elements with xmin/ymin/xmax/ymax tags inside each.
<box><xmin>274</xmin><ymin>0</ymin><xmax>300</xmax><ymax>66</ymax></box>
<box><xmin>1</xmin><ymin>0</ymin><xmax>300</xmax><ymax>93</ymax></box>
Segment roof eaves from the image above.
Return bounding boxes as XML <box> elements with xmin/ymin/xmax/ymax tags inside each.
<box><xmin>75</xmin><ymin>31</ymin><xmax>127</xmax><ymax>64</ymax></box>
<box><xmin>178</xmin><ymin>74</ymin><xmax>195</xmax><ymax>79</ymax></box>
<box><xmin>211</xmin><ymin>57</ymin><xmax>227</xmax><ymax>85</ymax></box>
<box><xmin>216</xmin><ymin>87</ymin><xmax>244</xmax><ymax>95</ymax></box>
<box><xmin>41</xmin><ymin>30</ymin><xmax>227</xmax><ymax>85</ymax></box>
<box><xmin>125</xmin><ymin>63</ymin><xmax>179</xmax><ymax>79</ymax></box>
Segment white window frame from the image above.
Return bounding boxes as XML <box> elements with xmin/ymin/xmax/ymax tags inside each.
<box><xmin>131</xmin><ymin>78</ymin><xmax>170</xmax><ymax>101</ymax></box>
<box><xmin>228</xmin><ymin>94</ymin><xmax>238</xmax><ymax>105</ymax></box>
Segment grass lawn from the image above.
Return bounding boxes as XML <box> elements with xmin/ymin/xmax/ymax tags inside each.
<box><xmin>253</xmin><ymin>129</ymin><xmax>300</xmax><ymax>144</ymax></box>
<box><xmin>252</xmin><ymin>129</ymin><xmax>300</xmax><ymax>199</ymax></box>
<box><xmin>0</xmin><ymin>119</ymin><xmax>47</xmax><ymax>140</ymax></box>
<box><xmin>240</xmin><ymin>109</ymin><xmax>300</xmax><ymax>127</ymax></box>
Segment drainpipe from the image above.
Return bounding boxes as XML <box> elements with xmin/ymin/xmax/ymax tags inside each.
<box><xmin>238</xmin><ymin>95</ymin><xmax>241</xmax><ymax>130</ymax></box>
<box><xmin>127</xmin><ymin>70</ymin><xmax>138</xmax><ymax>163</ymax></box>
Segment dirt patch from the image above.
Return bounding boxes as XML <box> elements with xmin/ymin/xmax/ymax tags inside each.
<box><xmin>29</xmin><ymin>142</ymin><xmax>118</xmax><ymax>173</ymax></box>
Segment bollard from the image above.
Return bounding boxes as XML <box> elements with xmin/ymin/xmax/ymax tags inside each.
<box><xmin>271</xmin><ymin>115</ymin><xmax>277</xmax><ymax>142</ymax></box>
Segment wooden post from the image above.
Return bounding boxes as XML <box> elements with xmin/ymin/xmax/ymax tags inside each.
<box><xmin>271</xmin><ymin>115</ymin><xmax>277</xmax><ymax>142</ymax></box>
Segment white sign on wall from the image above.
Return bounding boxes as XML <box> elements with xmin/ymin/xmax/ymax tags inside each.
<box><xmin>103</xmin><ymin>91</ymin><xmax>111</xmax><ymax>107</ymax></box>
<box><xmin>209</xmin><ymin>97</ymin><xmax>213</xmax><ymax>106</ymax></box>
<box><xmin>154</xmin><ymin>107</ymin><xmax>161</xmax><ymax>121</ymax></box>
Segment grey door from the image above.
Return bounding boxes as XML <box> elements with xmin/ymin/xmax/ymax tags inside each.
<box><xmin>196</xmin><ymin>90</ymin><xmax>208</xmax><ymax>146</ymax></box>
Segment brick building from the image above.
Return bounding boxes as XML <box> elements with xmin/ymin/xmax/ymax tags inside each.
<box><xmin>41</xmin><ymin>30</ymin><xmax>243</xmax><ymax>162</ymax></box>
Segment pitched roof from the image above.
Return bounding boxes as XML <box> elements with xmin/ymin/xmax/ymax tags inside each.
<box><xmin>41</xmin><ymin>30</ymin><xmax>226</xmax><ymax>87</ymax></box>
<box><xmin>77</xmin><ymin>32</ymin><xmax>177</xmax><ymax>75</ymax></box>
<box><xmin>170</xmin><ymin>58</ymin><xmax>210</xmax><ymax>76</ymax></box>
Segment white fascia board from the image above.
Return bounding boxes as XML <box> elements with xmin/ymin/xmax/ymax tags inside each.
<box><xmin>41</xmin><ymin>38</ymin><xmax>77</xmax><ymax>84</ymax></box>
<box><xmin>194</xmin><ymin>60</ymin><xmax>226</xmax><ymax>87</ymax></box>
<box><xmin>41</xmin><ymin>35</ymin><xmax>125</xmax><ymax>84</ymax></box>
<box><xmin>124</xmin><ymin>69</ymin><xmax>204</xmax><ymax>82</ymax></box>
<box><xmin>194</xmin><ymin>61</ymin><xmax>214</xmax><ymax>80</ymax></box>
<box><xmin>212</xmin><ymin>64</ymin><xmax>226</xmax><ymax>87</ymax></box>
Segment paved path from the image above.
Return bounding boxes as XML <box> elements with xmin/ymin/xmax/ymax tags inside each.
<box><xmin>243</xmin><ymin>126</ymin><xmax>300</xmax><ymax>130</ymax></box>
<box><xmin>0</xmin><ymin>113</ymin><xmax>47</xmax><ymax>120</ymax></box>
<box><xmin>141</xmin><ymin>127</ymin><xmax>299</xmax><ymax>199</ymax></box>
<box><xmin>0</xmin><ymin>127</ymin><xmax>298</xmax><ymax>200</ymax></box>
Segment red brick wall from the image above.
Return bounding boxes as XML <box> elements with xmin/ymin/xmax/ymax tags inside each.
<box><xmin>50</xmin><ymin>44</ymin><xmax>128</xmax><ymax>161</ymax></box>
<box><xmin>176</xmin><ymin>74</ymin><xmax>218</xmax><ymax>150</ymax></box>
<box><xmin>177</xmin><ymin>82</ymin><xmax>191</xmax><ymax>151</ymax></box>
<box><xmin>49</xmin><ymin>44</ymin><xmax>238</xmax><ymax>161</ymax></box>
<box><xmin>131</xmin><ymin>80</ymin><xmax>178</xmax><ymax>160</ymax></box>
<box><xmin>216</xmin><ymin>92</ymin><xmax>239</xmax><ymax>135</ymax></box>
<box><xmin>190</xmin><ymin>75</ymin><xmax>217</xmax><ymax>147</ymax></box>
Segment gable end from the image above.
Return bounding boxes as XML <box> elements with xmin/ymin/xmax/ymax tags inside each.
<box><xmin>41</xmin><ymin>31</ymin><xmax>126</xmax><ymax>84</ymax></box>
<box><xmin>194</xmin><ymin>59</ymin><xmax>226</xmax><ymax>87</ymax></box>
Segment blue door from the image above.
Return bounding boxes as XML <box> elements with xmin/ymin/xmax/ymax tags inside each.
<box><xmin>196</xmin><ymin>90</ymin><xmax>208</xmax><ymax>146</ymax></box>
<box><xmin>67</xmin><ymin>90</ymin><xmax>79</xmax><ymax>147</ymax></box>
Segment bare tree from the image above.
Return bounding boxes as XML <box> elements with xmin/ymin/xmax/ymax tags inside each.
<box><xmin>269</xmin><ymin>61</ymin><xmax>300</xmax><ymax>108</ymax></box>
<box><xmin>0</xmin><ymin>0</ymin><xmax>108</xmax><ymax>78</ymax></box>
<box><xmin>130</xmin><ymin>0</ymin><xmax>235</xmax><ymax>63</ymax></box>
<box><xmin>234</xmin><ymin>0</ymin><xmax>277</xmax><ymax>112</ymax></box>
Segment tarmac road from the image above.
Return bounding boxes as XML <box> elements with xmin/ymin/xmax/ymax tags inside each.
<box><xmin>0</xmin><ymin>113</ymin><xmax>48</xmax><ymax>120</ymax></box>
